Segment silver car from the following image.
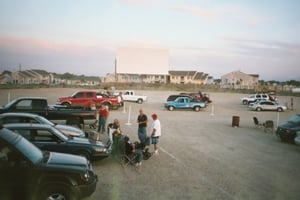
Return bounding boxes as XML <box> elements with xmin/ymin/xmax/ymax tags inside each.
<box><xmin>248</xmin><ymin>100</ymin><xmax>287</xmax><ymax>112</ymax></box>
<box><xmin>0</xmin><ymin>112</ymin><xmax>85</xmax><ymax>137</ymax></box>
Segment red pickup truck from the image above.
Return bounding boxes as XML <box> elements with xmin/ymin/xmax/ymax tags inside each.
<box><xmin>56</xmin><ymin>90</ymin><xmax>121</xmax><ymax>110</ymax></box>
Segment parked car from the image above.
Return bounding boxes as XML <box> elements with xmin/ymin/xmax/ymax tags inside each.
<box><xmin>276</xmin><ymin>113</ymin><xmax>300</xmax><ymax>143</ymax></box>
<box><xmin>0</xmin><ymin>112</ymin><xmax>86</xmax><ymax>137</ymax></box>
<box><xmin>241</xmin><ymin>93</ymin><xmax>275</xmax><ymax>105</ymax></box>
<box><xmin>166</xmin><ymin>94</ymin><xmax>190</xmax><ymax>102</ymax></box>
<box><xmin>248</xmin><ymin>100</ymin><xmax>287</xmax><ymax>112</ymax></box>
<box><xmin>165</xmin><ymin>96</ymin><xmax>206</xmax><ymax>112</ymax></box>
<box><xmin>56</xmin><ymin>90</ymin><xmax>121</xmax><ymax>110</ymax></box>
<box><xmin>3</xmin><ymin>123</ymin><xmax>111</xmax><ymax>160</ymax></box>
<box><xmin>0</xmin><ymin>125</ymin><xmax>97</xmax><ymax>200</ymax></box>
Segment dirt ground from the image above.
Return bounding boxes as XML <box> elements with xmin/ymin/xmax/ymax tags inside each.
<box><xmin>0</xmin><ymin>88</ymin><xmax>300</xmax><ymax>200</ymax></box>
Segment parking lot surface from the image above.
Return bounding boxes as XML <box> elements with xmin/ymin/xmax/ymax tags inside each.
<box><xmin>0</xmin><ymin>88</ymin><xmax>299</xmax><ymax>200</ymax></box>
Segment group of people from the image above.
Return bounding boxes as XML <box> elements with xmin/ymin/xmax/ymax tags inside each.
<box><xmin>96</xmin><ymin>104</ymin><xmax>161</xmax><ymax>166</ymax></box>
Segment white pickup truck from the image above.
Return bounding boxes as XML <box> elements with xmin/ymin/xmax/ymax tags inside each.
<box><xmin>119</xmin><ymin>90</ymin><xmax>147</xmax><ymax>104</ymax></box>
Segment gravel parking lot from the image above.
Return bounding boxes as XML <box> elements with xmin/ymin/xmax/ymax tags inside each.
<box><xmin>0</xmin><ymin>88</ymin><xmax>299</xmax><ymax>200</ymax></box>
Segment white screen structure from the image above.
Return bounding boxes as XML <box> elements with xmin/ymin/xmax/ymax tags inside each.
<box><xmin>116</xmin><ymin>47</ymin><xmax>169</xmax><ymax>75</ymax></box>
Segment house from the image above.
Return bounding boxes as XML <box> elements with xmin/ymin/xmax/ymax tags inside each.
<box><xmin>221</xmin><ymin>70</ymin><xmax>259</xmax><ymax>89</ymax></box>
<box><xmin>168</xmin><ymin>71</ymin><xmax>208</xmax><ymax>84</ymax></box>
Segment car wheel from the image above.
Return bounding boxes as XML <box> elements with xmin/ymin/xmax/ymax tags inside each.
<box><xmin>168</xmin><ymin>106</ymin><xmax>174</xmax><ymax>111</ymax></box>
<box><xmin>194</xmin><ymin>106</ymin><xmax>200</xmax><ymax>112</ymax></box>
<box><xmin>277</xmin><ymin>107</ymin><xmax>283</xmax><ymax>112</ymax></box>
<box><xmin>103</xmin><ymin>102</ymin><xmax>111</xmax><ymax>110</ymax></box>
<box><xmin>137</xmin><ymin>99</ymin><xmax>143</xmax><ymax>104</ymax></box>
<box><xmin>243</xmin><ymin>100</ymin><xmax>248</xmax><ymax>105</ymax></box>
<box><xmin>39</xmin><ymin>185</ymin><xmax>77</xmax><ymax>200</ymax></box>
<box><xmin>256</xmin><ymin>107</ymin><xmax>262</xmax><ymax>111</ymax></box>
<box><xmin>62</xmin><ymin>102</ymin><xmax>71</xmax><ymax>108</ymax></box>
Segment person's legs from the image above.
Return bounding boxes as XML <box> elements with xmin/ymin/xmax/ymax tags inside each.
<box><xmin>138</xmin><ymin>127</ymin><xmax>147</xmax><ymax>143</ymax></box>
<box><xmin>135</xmin><ymin>149</ymin><xmax>143</xmax><ymax>166</ymax></box>
<box><xmin>98</xmin><ymin>118</ymin><xmax>106</xmax><ymax>133</ymax></box>
<box><xmin>151</xmin><ymin>137</ymin><xmax>159</xmax><ymax>154</ymax></box>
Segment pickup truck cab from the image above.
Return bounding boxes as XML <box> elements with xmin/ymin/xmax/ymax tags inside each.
<box><xmin>0</xmin><ymin>97</ymin><xmax>96</xmax><ymax>128</ymax></box>
<box><xmin>0</xmin><ymin>126</ymin><xmax>97</xmax><ymax>200</ymax></box>
<box><xmin>120</xmin><ymin>90</ymin><xmax>147</xmax><ymax>104</ymax></box>
<box><xmin>57</xmin><ymin>90</ymin><xmax>121</xmax><ymax>110</ymax></box>
<box><xmin>165</xmin><ymin>96</ymin><xmax>206</xmax><ymax>112</ymax></box>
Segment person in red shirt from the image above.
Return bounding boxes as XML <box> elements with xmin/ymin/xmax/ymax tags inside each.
<box><xmin>98</xmin><ymin>104</ymin><xmax>109</xmax><ymax>134</ymax></box>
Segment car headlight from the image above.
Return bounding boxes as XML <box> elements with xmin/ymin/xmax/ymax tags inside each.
<box><xmin>81</xmin><ymin>171</ymin><xmax>90</xmax><ymax>182</ymax></box>
<box><xmin>95</xmin><ymin>148</ymin><xmax>107</xmax><ymax>153</ymax></box>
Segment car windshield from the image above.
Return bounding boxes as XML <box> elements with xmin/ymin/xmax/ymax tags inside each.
<box><xmin>15</xmin><ymin>136</ymin><xmax>43</xmax><ymax>164</ymax></box>
<box><xmin>1</xmin><ymin>98</ymin><xmax>18</xmax><ymax>108</ymax></box>
<box><xmin>288</xmin><ymin>115</ymin><xmax>300</xmax><ymax>124</ymax></box>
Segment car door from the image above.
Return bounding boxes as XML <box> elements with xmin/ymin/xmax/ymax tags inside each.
<box><xmin>175</xmin><ymin>97</ymin><xmax>186</xmax><ymax>109</ymax></box>
<box><xmin>71</xmin><ymin>92</ymin><xmax>85</xmax><ymax>107</ymax></box>
<box><xmin>0</xmin><ymin>141</ymin><xmax>35</xmax><ymax>199</ymax></box>
<box><xmin>32</xmin><ymin>129</ymin><xmax>67</xmax><ymax>153</ymax></box>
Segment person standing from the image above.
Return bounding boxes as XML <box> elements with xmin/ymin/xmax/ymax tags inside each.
<box><xmin>137</xmin><ymin>109</ymin><xmax>148</xmax><ymax>144</ymax></box>
<box><xmin>150</xmin><ymin>113</ymin><xmax>161</xmax><ymax>155</ymax></box>
<box><xmin>98</xmin><ymin>104</ymin><xmax>109</xmax><ymax>134</ymax></box>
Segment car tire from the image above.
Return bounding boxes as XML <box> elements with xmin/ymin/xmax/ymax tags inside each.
<box><xmin>243</xmin><ymin>100</ymin><xmax>248</xmax><ymax>105</ymax></box>
<box><xmin>137</xmin><ymin>99</ymin><xmax>143</xmax><ymax>104</ymax></box>
<box><xmin>256</xmin><ymin>107</ymin><xmax>262</xmax><ymax>111</ymax></box>
<box><xmin>62</xmin><ymin>102</ymin><xmax>71</xmax><ymax>108</ymax></box>
<box><xmin>39</xmin><ymin>185</ymin><xmax>77</xmax><ymax>200</ymax></box>
<box><xmin>168</xmin><ymin>106</ymin><xmax>174</xmax><ymax>111</ymax></box>
<box><xmin>194</xmin><ymin>106</ymin><xmax>200</xmax><ymax>112</ymax></box>
<box><xmin>277</xmin><ymin>107</ymin><xmax>283</xmax><ymax>112</ymax></box>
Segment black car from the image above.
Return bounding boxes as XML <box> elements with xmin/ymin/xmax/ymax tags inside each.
<box><xmin>276</xmin><ymin>113</ymin><xmax>300</xmax><ymax>142</ymax></box>
<box><xmin>0</xmin><ymin>125</ymin><xmax>97</xmax><ymax>200</ymax></box>
<box><xmin>166</xmin><ymin>94</ymin><xmax>190</xmax><ymax>102</ymax></box>
<box><xmin>3</xmin><ymin>123</ymin><xmax>111</xmax><ymax>160</ymax></box>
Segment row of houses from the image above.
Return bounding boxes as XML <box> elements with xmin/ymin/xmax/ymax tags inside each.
<box><xmin>0</xmin><ymin>69</ymin><xmax>260</xmax><ymax>89</ymax></box>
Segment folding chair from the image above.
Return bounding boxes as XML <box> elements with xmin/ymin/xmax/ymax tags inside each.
<box><xmin>121</xmin><ymin>137</ymin><xmax>139</xmax><ymax>168</ymax></box>
<box><xmin>253</xmin><ymin>117</ymin><xmax>263</xmax><ymax>128</ymax></box>
<box><xmin>263</xmin><ymin>120</ymin><xmax>274</xmax><ymax>133</ymax></box>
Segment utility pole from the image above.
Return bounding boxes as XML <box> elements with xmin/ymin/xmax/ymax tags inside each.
<box><xmin>114</xmin><ymin>58</ymin><xmax>118</xmax><ymax>82</ymax></box>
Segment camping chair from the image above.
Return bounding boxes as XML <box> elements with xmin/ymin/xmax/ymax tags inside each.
<box><xmin>121</xmin><ymin>137</ymin><xmax>139</xmax><ymax>168</ymax></box>
<box><xmin>263</xmin><ymin>120</ymin><xmax>274</xmax><ymax>133</ymax></box>
<box><xmin>253</xmin><ymin>117</ymin><xmax>263</xmax><ymax>128</ymax></box>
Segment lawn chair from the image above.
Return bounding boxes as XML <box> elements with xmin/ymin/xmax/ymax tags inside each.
<box><xmin>263</xmin><ymin>120</ymin><xmax>274</xmax><ymax>133</ymax></box>
<box><xmin>253</xmin><ymin>117</ymin><xmax>263</xmax><ymax>128</ymax></box>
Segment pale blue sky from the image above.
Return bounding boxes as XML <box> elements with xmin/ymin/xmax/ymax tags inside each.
<box><xmin>0</xmin><ymin>0</ymin><xmax>299</xmax><ymax>81</ymax></box>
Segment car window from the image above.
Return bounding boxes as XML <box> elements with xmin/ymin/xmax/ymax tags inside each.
<box><xmin>256</xmin><ymin>95</ymin><xmax>261</xmax><ymax>98</ymax></box>
<box><xmin>87</xmin><ymin>92</ymin><xmax>94</xmax><ymax>98</ymax></box>
<box><xmin>34</xmin><ymin>130</ymin><xmax>60</xmax><ymax>142</ymax></box>
<box><xmin>74</xmin><ymin>92</ymin><xmax>84</xmax><ymax>98</ymax></box>
<box><xmin>16</xmin><ymin>100</ymin><xmax>32</xmax><ymax>110</ymax></box>
<box><xmin>262</xmin><ymin>95</ymin><xmax>268</xmax><ymax>98</ymax></box>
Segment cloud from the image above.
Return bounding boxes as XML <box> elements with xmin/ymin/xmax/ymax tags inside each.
<box><xmin>170</xmin><ymin>5</ymin><xmax>215</xmax><ymax>18</ymax></box>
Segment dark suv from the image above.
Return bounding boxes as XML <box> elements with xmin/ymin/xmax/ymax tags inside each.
<box><xmin>0</xmin><ymin>125</ymin><xmax>97</xmax><ymax>200</ymax></box>
<box><xmin>276</xmin><ymin>113</ymin><xmax>300</xmax><ymax>142</ymax></box>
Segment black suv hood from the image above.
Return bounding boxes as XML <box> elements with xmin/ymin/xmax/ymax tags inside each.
<box><xmin>279</xmin><ymin>121</ymin><xmax>296</xmax><ymax>129</ymax></box>
<box><xmin>47</xmin><ymin>152</ymin><xmax>88</xmax><ymax>168</ymax></box>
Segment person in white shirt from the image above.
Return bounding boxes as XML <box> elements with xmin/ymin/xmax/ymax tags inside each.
<box><xmin>150</xmin><ymin>113</ymin><xmax>161</xmax><ymax>155</ymax></box>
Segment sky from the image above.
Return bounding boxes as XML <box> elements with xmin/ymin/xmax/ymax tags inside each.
<box><xmin>0</xmin><ymin>0</ymin><xmax>299</xmax><ymax>81</ymax></box>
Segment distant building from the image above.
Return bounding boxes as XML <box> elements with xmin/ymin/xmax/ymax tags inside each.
<box><xmin>168</xmin><ymin>71</ymin><xmax>208</xmax><ymax>84</ymax></box>
<box><xmin>221</xmin><ymin>70</ymin><xmax>259</xmax><ymax>89</ymax></box>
